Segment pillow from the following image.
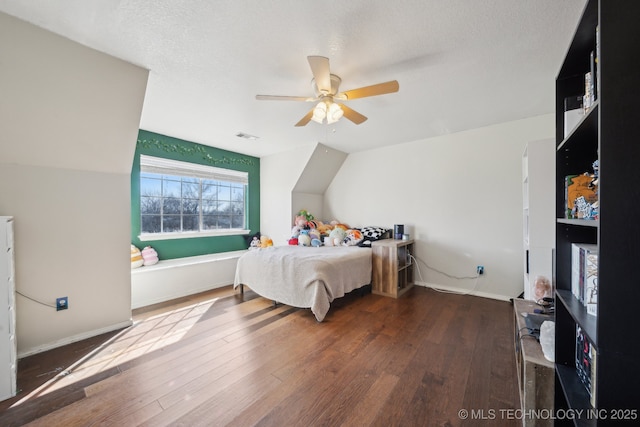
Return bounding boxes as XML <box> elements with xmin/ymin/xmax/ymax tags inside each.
<box><xmin>141</xmin><ymin>246</ymin><xmax>159</xmax><ymax>266</ymax></box>
<box><xmin>360</xmin><ymin>226</ymin><xmax>389</xmax><ymax>240</ymax></box>
<box><xmin>358</xmin><ymin>227</ymin><xmax>390</xmax><ymax>247</ymax></box>
<box><xmin>131</xmin><ymin>245</ymin><xmax>143</xmax><ymax>269</ymax></box>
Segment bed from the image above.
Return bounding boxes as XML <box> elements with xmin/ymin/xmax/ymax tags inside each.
<box><xmin>233</xmin><ymin>245</ymin><xmax>372</xmax><ymax>322</ymax></box>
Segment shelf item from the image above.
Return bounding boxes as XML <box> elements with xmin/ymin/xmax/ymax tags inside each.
<box><xmin>371</xmin><ymin>239</ymin><xmax>414</xmax><ymax>298</ymax></box>
<box><xmin>522</xmin><ymin>139</ymin><xmax>555</xmax><ymax>301</ymax></box>
<box><xmin>0</xmin><ymin>216</ymin><xmax>16</xmax><ymax>402</ymax></box>
<box><xmin>553</xmin><ymin>0</ymin><xmax>640</xmax><ymax>422</ymax></box>
<box><xmin>513</xmin><ymin>299</ymin><xmax>554</xmax><ymax>426</ymax></box>
<box><xmin>564</xmin><ymin>174</ymin><xmax>597</xmax><ymax>220</ymax></box>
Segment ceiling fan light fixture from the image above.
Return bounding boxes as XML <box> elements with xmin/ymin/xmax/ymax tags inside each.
<box><xmin>326</xmin><ymin>102</ymin><xmax>343</xmax><ymax>124</ymax></box>
<box><xmin>311</xmin><ymin>101</ymin><xmax>327</xmax><ymax>123</ymax></box>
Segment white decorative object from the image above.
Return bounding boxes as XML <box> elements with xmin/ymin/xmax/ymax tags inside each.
<box><xmin>540</xmin><ymin>320</ymin><xmax>555</xmax><ymax>362</ymax></box>
<box><xmin>522</xmin><ymin>139</ymin><xmax>555</xmax><ymax>300</ymax></box>
<box><xmin>0</xmin><ymin>216</ymin><xmax>16</xmax><ymax>401</ymax></box>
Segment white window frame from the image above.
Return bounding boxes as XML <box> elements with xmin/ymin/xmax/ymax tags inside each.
<box><xmin>138</xmin><ymin>155</ymin><xmax>250</xmax><ymax>241</ymax></box>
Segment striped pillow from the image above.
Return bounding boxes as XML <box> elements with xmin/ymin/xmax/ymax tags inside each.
<box><xmin>131</xmin><ymin>245</ymin><xmax>143</xmax><ymax>269</ymax></box>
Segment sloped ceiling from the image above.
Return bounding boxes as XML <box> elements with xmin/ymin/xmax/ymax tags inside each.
<box><xmin>0</xmin><ymin>0</ymin><xmax>587</xmax><ymax>158</ymax></box>
<box><xmin>293</xmin><ymin>143</ymin><xmax>348</xmax><ymax>194</ymax></box>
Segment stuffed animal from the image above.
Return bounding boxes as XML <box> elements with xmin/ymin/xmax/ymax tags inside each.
<box><xmin>533</xmin><ymin>276</ymin><xmax>552</xmax><ymax>300</ymax></box>
<box><xmin>297</xmin><ymin>209</ymin><xmax>314</xmax><ymax>222</ymax></box>
<box><xmin>308</xmin><ymin>228</ymin><xmax>322</xmax><ymax>247</ymax></box>
<box><xmin>141</xmin><ymin>246</ymin><xmax>159</xmax><ymax>266</ymax></box>
<box><xmin>260</xmin><ymin>235</ymin><xmax>273</xmax><ymax>248</ymax></box>
<box><xmin>298</xmin><ymin>229</ymin><xmax>311</xmax><ymax>246</ymax></box>
<box><xmin>343</xmin><ymin>229</ymin><xmax>364</xmax><ymax>246</ymax></box>
<box><xmin>131</xmin><ymin>245</ymin><xmax>143</xmax><ymax>269</ymax></box>
<box><xmin>249</xmin><ymin>236</ymin><xmax>261</xmax><ymax>249</ymax></box>
<box><xmin>288</xmin><ymin>237</ymin><xmax>299</xmax><ymax>246</ymax></box>
<box><xmin>328</xmin><ymin>227</ymin><xmax>346</xmax><ymax>246</ymax></box>
<box><xmin>316</xmin><ymin>222</ymin><xmax>332</xmax><ymax>236</ymax></box>
<box><xmin>294</xmin><ymin>215</ymin><xmax>307</xmax><ymax>228</ymax></box>
<box><xmin>291</xmin><ymin>215</ymin><xmax>307</xmax><ymax>239</ymax></box>
<box><xmin>308</xmin><ymin>229</ymin><xmax>321</xmax><ymax>242</ymax></box>
<box><xmin>291</xmin><ymin>225</ymin><xmax>303</xmax><ymax>238</ymax></box>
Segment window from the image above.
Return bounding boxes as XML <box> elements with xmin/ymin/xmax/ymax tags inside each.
<box><xmin>139</xmin><ymin>155</ymin><xmax>248</xmax><ymax>239</ymax></box>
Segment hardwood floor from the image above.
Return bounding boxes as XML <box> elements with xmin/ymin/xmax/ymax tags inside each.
<box><xmin>0</xmin><ymin>286</ymin><xmax>520</xmax><ymax>426</ymax></box>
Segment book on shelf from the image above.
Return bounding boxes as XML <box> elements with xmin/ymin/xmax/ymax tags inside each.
<box><xmin>584</xmin><ymin>249</ymin><xmax>598</xmax><ymax>317</ymax></box>
<box><xmin>590</xmin><ymin>342</ymin><xmax>597</xmax><ymax>408</ymax></box>
<box><xmin>571</xmin><ymin>243</ymin><xmax>598</xmax><ymax>310</ymax></box>
<box><xmin>576</xmin><ymin>325</ymin><xmax>594</xmax><ymax>398</ymax></box>
<box><xmin>590</xmin><ymin>50</ymin><xmax>597</xmax><ymax>103</ymax></box>
<box><xmin>595</xmin><ymin>25</ymin><xmax>600</xmax><ymax>100</ymax></box>
<box><xmin>565</xmin><ymin>174</ymin><xmax>598</xmax><ymax>219</ymax></box>
<box><xmin>583</xmin><ymin>71</ymin><xmax>594</xmax><ymax>112</ymax></box>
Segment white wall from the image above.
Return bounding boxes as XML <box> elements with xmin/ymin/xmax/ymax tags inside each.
<box><xmin>0</xmin><ymin>13</ymin><xmax>148</xmax><ymax>356</ymax></box>
<box><xmin>323</xmin><ymin>114</ymin><xmax>555</xmax><ymax>300</ymax></box>
<box><xmin>261</xmin><ymin>142</ymin><xmax>348</xmax><ymax>245</ymax></box>
<box><xmin>260</xmin><ymin>143</ymin><xmax>317</xmax><ymax>245</ymax></box>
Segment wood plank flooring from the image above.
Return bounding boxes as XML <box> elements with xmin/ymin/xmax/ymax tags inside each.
<box><xmin>0</xmin><ymin>285</ymin><xmax>520</xmax><ymax>426</ymax></box>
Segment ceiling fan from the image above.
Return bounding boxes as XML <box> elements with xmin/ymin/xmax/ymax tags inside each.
<box><xmin>256</xmin><ymin>56</ymin><xmax>399</xmax><ymax>127</ymax></box>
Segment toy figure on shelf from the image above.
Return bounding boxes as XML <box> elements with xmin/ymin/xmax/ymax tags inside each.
<box><xmin>533</xmin><ymin>275</ymin><xmax>552</xmax><ymax>301</ymax></box>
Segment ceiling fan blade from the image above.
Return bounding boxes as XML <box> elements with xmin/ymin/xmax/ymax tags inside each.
<box><xmin>338</xmin><ymin>103</ymin><xmax>368</xmax><ymax>125</ymax></box>
<box><xmin>295</xmin><ymin>109</ymin><xmax>315</xmax><ymax>127</ymax></box>
<box><xmin>338</xmin><ymin>80</ymin><xmax>399</xmax><ymax>100</ymax></box>
<box><xmin>307</xmin><ymin>56</ymin><xmax>331</xmax><ymax>94</ymax></box>
<box><xmin>256</xmin><ymin>95</ymin><xmax>315</xmax><ymax>102</ymax></box>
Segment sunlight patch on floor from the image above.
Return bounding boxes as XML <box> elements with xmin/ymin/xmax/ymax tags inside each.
<box><xmin>11</xmin><ymin>297</ymin><xmax>219</xmax><ymax>406</ymax></box>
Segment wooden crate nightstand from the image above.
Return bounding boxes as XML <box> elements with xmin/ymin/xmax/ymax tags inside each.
<box><xmin>371</xmin><ymin>239</ymin><xmax>414</xmax><ymax>298</ymax></box>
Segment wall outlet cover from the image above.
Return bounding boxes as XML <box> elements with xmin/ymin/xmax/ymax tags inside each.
<box><xmin>56</xmin><ymin>297</ymin><xmax>68</xmax><ymax>311</ymax></box>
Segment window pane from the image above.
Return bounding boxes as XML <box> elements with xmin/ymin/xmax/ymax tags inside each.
<box><xmin>163</xmin><ymin>179</ymin><xmax>181</xmax><ymax>197</ymax></box>
<box><xmin>202</xmin><ymin>182</ymin><xmax>218</xmax><ymax>199</ymax></box>
<box><xmin>163</xmin><ymin>197</ymin><xmax>181</xmax><ymax>214</ymax></box>
<box><xmin>231</xmin><ymin>201</ymin><xmax>244</xmax><ymax>215</ymax></box>
<box><xmin>141</xmin><ymin>215</ymin><xmax>161</xmax><ymax>233</ymax></box>
<box><xmin>141</xmin><ymin>196</ymin><xmax>161</xmax><ymax>214</ymax></box>
<box><xmin>140</xmin><ymin>177</ymin><xmax>162</xmax><ymax>196</ymax></box>
<box><xmin>163</xmin><ymin>216</ymin><xmax>181</xmax><ymax>232</ymax></box>
<box><xmin>202</xmin><ymin>215</ymin><xmax>217</xmax><ymax>229</ymax></box>
<box><xmin>218</xmin><ymin>201</ymin><xmax>230</xmax><ymax>214</ymax></box>
<box><xmin>182</xmin><ymin>198</ymin><xmax>199</xmax><ymax>215</ymax></box>
<box><xmin>218</xmin><ymin>184</ymin><xmax>231</xmax><ymax>201</ymax></box>
<box><xmin>182</xmin><ymin>180</ymin><xmax>199</xmax><ymax>198</ymax></box>
<box><xmin>183</xmin><ymin>215</ymin><xmax>199</xmax><ymax>231</ymax></box>
<box><xmin>231</xmin><ymin>186</ymin><xmax>244</xmax><ymax>201</ymax></box>
<box><xmin>217</xmin><ymin>215</ymin><xmax>231</xmax><ymax>228</ymax></box>
<box><xmin>200</xmin><ymin>200</ymin><xmax>214</xmax><ymax>214</ymax></box>
<box><xmin>231</xmin><ymin>215</ymin><xmax>244</xmax><ymax>228</ymax></box>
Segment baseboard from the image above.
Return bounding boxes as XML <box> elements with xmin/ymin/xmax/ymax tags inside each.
<box><xmin>17</xmin><ymin>319</ymin><xmax>133</xmax><ymax>359</ymax></box>
<box><xmin>415</xmin><ymin>281</ymin><xmax>513</xmax><ymax>302</ymax></box>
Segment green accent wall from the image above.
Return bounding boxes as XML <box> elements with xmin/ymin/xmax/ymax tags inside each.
<box><xmin>131</xmin><ymin>130</ymin><xmax>260</xmax><ymax>260</ymax></box>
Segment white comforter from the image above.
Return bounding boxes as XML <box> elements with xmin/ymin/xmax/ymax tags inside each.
<box><xmin>234</xmin><ymin>245</ymin><xmax>372</xmax><ymax>322</ymax></box>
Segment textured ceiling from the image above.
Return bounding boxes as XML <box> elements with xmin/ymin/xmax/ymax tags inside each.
<box><xmin>0</xmin><ymin>0</ymin><xmax>587</xmax><ymax>158</ymax></box>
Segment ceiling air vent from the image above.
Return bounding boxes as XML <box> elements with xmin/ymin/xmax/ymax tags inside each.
<box><xmin>236</xmin><ymin>132</ymin><xmax>259</xmax><ymax>140</ymax></box>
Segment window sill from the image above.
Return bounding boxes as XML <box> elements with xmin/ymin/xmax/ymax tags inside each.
<box><xmin>139</xmin><ymin>229</ymin><xmax>250</xmax><ymax>242</ymax></box>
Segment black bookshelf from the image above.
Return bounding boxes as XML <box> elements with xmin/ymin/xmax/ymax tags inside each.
<box><xmin>554</xmin><ymin>0</ymin><xmax>640</xmax><ymax>425</ymax></box>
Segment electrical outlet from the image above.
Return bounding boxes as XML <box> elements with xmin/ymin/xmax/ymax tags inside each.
<box><xmin>477</xmin><ymin>265</ymin><xmax>484</xmax><ymax>275</ymax></box>
<box><xmin>56</xmin><ymin>297</ymin><xmax>68</xmax><ymax>311</ymax></box>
